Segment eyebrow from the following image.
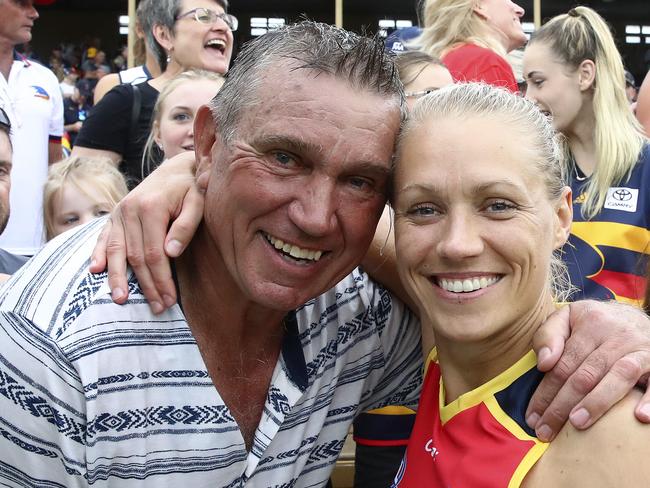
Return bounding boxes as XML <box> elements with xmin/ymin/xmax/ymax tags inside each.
<box><xmin>252</xmin><ymin>134</ymin><xmax>322</xmax><ymax>155</ymax></box>
<box><xmin>0</xmin><ymin>160</ymin><xmax>12</xmax><ymax>171</ymax></box>
<box><xmin>525</xmin><ymin>70</ymin><xmax>542</xmax><ymax>80</ymax></box>
<box><xmin>399</xmin><ymin>179</ymin><xmax>525</xmax><ymax>194</ymax></box>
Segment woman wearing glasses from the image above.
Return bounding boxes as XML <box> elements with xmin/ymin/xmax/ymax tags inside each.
<box><xmin>72</xmin><ymin>0</ymin><xmax>235</xmax><ymax>187</ymax></box>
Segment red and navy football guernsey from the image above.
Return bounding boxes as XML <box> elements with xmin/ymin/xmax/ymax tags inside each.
<box><xmin>564</xmin><ymin>144</ymin><xmax>650</xmax><ymax>306</ymax></box>
<box><xmin>392</xmin><ymin>350</ymin><xmax>548</xmax><ymax>488</ymax></box>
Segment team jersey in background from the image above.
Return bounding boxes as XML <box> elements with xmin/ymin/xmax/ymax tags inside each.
<box><xmin>564</xmin><ymin>144</ymin><xmax>650</xmax><ymax>306</ymax></box>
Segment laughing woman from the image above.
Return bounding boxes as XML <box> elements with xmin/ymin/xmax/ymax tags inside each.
<box><xmin>391</xmin><ymin>83</ymin><xmax>650</xmax><ymax>487</ymax></box>
<box><xmin>73</xmin><ymin>0</ymin><xmax>235</xmax><ymax>187</ymax></box>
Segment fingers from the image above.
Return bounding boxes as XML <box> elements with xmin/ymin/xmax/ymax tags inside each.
<box><xmin>532</xmin><ymin>305</ymin><xmax>571</xmax><ymax>371</ymax></box>
<box><xmin>104</xmin><ymin>211</ymin><xmax>130</xmax><ymax>304</ymax></box>
<box><xmin>566</xmin><ymin>352</ymin><xmax>648</xmax><ymax>429</ymax></box>
<box><xmin>528</xmin><ymin>300</ymin><xmax>650</xmax><ymax>440</ymax></box>
<box><xmin>118</xmin><ymin>195</ymin><xmax>167</xmax><ymax>314</ymax></box>
<box><xmin>89</xmin><ymin>219</ymin><xmax>112</xmax><ymax>273</ymax></box>
<box><xmin>164</xmin><ymin>184</ymin><xmax>205</xmax><ymax>258</ymax></box>
<box><xmin>634</xmin><ymin>374</ymin><xmax>650</xmax><ymax>422</ymax></box>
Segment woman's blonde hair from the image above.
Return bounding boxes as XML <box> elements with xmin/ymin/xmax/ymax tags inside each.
<box><xmin>396</xmin><ymin>82</ymin><xmax>574</xmax><ymax>301</ymax></box>
<box><xmin>43</xmin><ymin>156</ymin><xmax>128</xmax><ymax>241</ymax></box>
<box><xmin>529</xmin><ymin>6</ymin><xmax>647</xmax><ymax>220</ymax></box>
<box><xmin>417</xmin><ymin>0</ymin><xmax>506</xmax><ymax>58</ymax></box>
<box><xmin>141</xmin><ymin>69</ymin><xmax>224</xmax><ymax>178</ymax></box>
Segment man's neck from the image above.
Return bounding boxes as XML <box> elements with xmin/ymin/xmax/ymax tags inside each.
<box><xmin>0</xmin><ymin>43</ymin><xmax>16</xmax><ymax>81</ymax></box>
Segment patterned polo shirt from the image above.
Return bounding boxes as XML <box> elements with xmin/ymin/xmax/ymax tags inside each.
<box><xmin>0</xmin><ymin>219</ymin><xmax>423</xmax><ymax>487</ymax></box>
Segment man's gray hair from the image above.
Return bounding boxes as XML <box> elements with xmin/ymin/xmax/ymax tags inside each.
<box><xmin>137</xmin><ymin>0</ymin><xmax>229</xmax><ymax>72</ymax></box>
<box><xmin>209</xmin><ymin>20</ymin><xmax>406</xmax><ymax>143</ymax></box>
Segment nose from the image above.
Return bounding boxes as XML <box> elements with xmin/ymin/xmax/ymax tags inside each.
<box><xmin>524</xmin><ymin>87</ymin><xmax>538</xmax><ymax>103</ymax></box>
<box><xmin>436</xmin><ymin>210</ymin><xmax>484</xmax><ymax>261</ymax></box>
<box><xmin>288</xmin><ymin>176</ymin><xmax>338</xmax><ymax>238</ymax></box>
<box><xmin>27</xmin><ymin>3</ymin><xmax>39</xmax><ymax>20</ymax></box>
<box><xmin>512</xmin><ymin>1</ymin><xmax>525</xmax><ymax>17</ymax></box>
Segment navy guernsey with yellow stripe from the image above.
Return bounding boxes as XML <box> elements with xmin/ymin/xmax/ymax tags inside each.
<box><xmin>564</xmin><ymin>144</ymin><xmax>650</xmax><ymax>306</ymax></box>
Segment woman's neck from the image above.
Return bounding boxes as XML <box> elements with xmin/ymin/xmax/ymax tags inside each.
<box><xmin>565</xmin><ymin>103</ymin><xmax>597</xmax><ymax>177</ymax></box>
<box><xmin>433</xmin><ymin>293</ymin><xmax>556</xmax><ymax>404</ymax></box>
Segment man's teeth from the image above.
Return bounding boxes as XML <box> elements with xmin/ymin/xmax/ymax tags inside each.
<box><xmin>265</xmin><ymin>233</ymin><xmax>323</xmax><ymax>262</ymax></box>
<box><xmin>438</xmin><ymin>276</ymin><xmax>499</xmax><ymax>293</ymax></box>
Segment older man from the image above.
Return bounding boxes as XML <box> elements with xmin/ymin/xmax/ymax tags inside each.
<box><xmin>1</xmin><ymin>21</ymin><xmax>650</xmax><ymax>487</ymax></box>
<box><xmin>0</xmin><ymin>22</ymin><xmax>421</xmax><ymax>486</ymax></box>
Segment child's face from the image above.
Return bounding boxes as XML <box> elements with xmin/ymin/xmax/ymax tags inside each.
<box><xmin>51</xmin><ymin>182</ymin><xmax>113</xmax><ymax>239</ymax></box>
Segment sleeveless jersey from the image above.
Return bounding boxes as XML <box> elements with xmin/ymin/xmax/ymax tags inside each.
<box><xmin>564</xmin><ymin>144</ymin><xmax>650</xmax><ymax>306</ymax></box>
<box><xmin>392</xmin><ymin>350</ymin><xmax>548</xmax><ymax>488</ymax></box>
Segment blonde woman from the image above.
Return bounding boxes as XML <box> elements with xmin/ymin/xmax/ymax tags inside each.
<box><xmin>141</xmin><ymin>69</ymin><xmax>224</xmax><ymax>178</ymax></box>
<box><xmin>418</xmin><ymin>0</ymin><xmax>526</xmax><ymax>92</ymax></box>
<box><xmin>523</xmin><ymin>7</ymin><xmax>649</xmax><ymax>306</ymax></box>
<box><xmin>392</xmin><ymin>81</ymin><xmax>650</xmax><ymax>488</ymax></box>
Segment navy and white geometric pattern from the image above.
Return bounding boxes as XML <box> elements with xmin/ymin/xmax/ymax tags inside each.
<box><xmin>0</xmin><ymin>219</ymin><xmax>423</xmax><ymax>486</ymax></box>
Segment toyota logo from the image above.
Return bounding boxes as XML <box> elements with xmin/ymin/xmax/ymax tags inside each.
<box><xmin>612</xmin><ymin>189</ymin><xmax>633</xmax><ymax>201</ymax></box>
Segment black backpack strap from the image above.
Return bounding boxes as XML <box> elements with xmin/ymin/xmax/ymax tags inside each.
<box><xmin>130</xmin><ymin>83</ymin><xmax>142</xmax><ymax>133</ymax></box>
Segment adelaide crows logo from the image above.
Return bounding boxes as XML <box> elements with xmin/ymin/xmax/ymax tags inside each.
<box><xmin>30</xmin><ymin>85</ymin><xmax>50</xmax><ymax>100</ymax></box>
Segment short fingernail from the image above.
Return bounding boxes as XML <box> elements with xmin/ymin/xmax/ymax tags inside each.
<box><xmin>526</xmin><ymin>412</ymin><xmax>540</xmax><ymax>428</ymax></box>
<box><xmin>166</xmin><ymin>239</ymin><xmax>183</xmax><ymax>256</ymax></box>
<box><xmin>111</xmin><ymin>287</ymin><xmax>124</xmax><ymax>301</ymax></box>
<box><xmin>638</xmin><ymin>403</ymin><xmax>650</xmax><ymax>421</ymax></box>
<box><xmin>536</xmin><ymin>424</ymin><xmax>553</xmax><ymax>442</ymax></box>
<box><xmin>569</xmin><ymin>407</ymin><xmax>590</xmax><ymax>428</ymax></box>
<box><xmin>150</xmin><ymin>301</ymin><xmax>163</xmax><ymax>315</ymax></box>
<box><xmin>163</xmin><ymin>294</ymin><xmax>176</xmax><ymax>308</ymax></box>
<box><xmin>537</xmin><ymin>347</ymin><xmax>551</xmax><ymax>364</ymax></box>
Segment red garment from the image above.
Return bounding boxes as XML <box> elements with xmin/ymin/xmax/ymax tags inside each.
<box><xmin>442</xmin><ymin>43</ymin><xmax>519</xmax><ymax>93</ymax></box>
<box><xmin>392</xmin><ymin>351</ymin><xmax>548</xmax><ymax>488</ymax></box>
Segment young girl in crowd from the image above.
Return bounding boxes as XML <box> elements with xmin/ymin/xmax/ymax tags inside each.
<box><xmin>395</xmin><ymin>51</ymin><xmax>454</xmax><ymax>109</ymax></box>
<box><xmin>417</xmin><ymin>0</ymin><xmax>526</xmax><ymax>92</ymax></box>
<box><xmin>523</xmin><ymin>6</ymin><xmax>650</xmax><ymax>306</ymax></box>
<box><xmin>43</xmin><ymin>156</ymin><xmax>128</xmax><ymax>241</ymax></box>
<box><xmin>141</xmin><ymin>69</ymin><xmax>224</xmax><ymax>176</ymax></box>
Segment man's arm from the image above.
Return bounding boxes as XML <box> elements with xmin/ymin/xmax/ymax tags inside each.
<box><xmin>48</xmin><ymin>139</ymin><xmax>62</xmax><ymax>165</ymax></box>
<box><xmin>527</xmin><ymin>301</ymin><xmax>650</xmax><ymax>441</ymax></box>
<box><xmin>70</xmin><ymin>145</ymin><xmax>121</xmax><ymax>166</ymax></box>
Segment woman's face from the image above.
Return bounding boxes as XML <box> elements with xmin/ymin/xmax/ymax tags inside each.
<box><xmin>404</xmin><ymin>64</ymin><xmax>454</xmax><ymax>110</ymax></box>
<box><xmin>154</xmin><ymin>78</ymin><xmax>223</xmax><ymax>158</ymax></box>
<box><xmin>169</xmin><ymin>0</ymin><xmax>234</xmax><ymax>74</ymax></box>
<box><xmin>475</xmin><ymin>0</ymin><xmax>527</xmax><ymax>52</ymax></box>
<box><xmin>523</xmin><ymin>42</ymin><xmax>588</xmax><ymax>134</ymax></box>
<box><xmin>393</xmin><ymin>115</ymin><xmax>570</xmax><ymax>343</ymax></box>
<box><xmin>51</xmin><ymin>181</ymin><xmax>113</xmax><ymax>239</ymax></box>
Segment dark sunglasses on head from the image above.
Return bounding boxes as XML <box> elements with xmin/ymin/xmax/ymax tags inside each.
<box><xmin>0</xmin><ymin>108</ymin><xmax>10</xmax><ymax>132</ymax></box>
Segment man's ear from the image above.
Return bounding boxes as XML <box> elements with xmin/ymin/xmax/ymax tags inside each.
<box><xmin>152</xmin><ymin>23</ymin><xmax>174</xmax><ymax>53</ymax></box>
<box><xmin>577</xmin><ymin>59</ymin><xmax>596</xmax><ymax>91</ymax></box>
<box><xmin>553</xmin><ymin>186</ymin><xmax>573</xmax><ymax>249</ymax></box>
<box><xmin>194</xmin><ymin>105</ymin><xmax>219</xmax><ymax>191</ymax></box>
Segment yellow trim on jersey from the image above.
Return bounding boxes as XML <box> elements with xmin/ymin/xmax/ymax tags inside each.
<box><xmin>364</xmin><ymin>406</ymin><xmax>417</xmax><ymax>415</ymax></box>
<box><xmin>483</xmin><ymin>396</ymin><xmax>549</xmax><ymax>487</ymax></box>
<box><xmin>437</xmin><ymin>350</ymin><xmax>538</xmax><ymax>425</ymax></box>
<box><xmin>570</xmin><ymin>221</ymin><xmax>650</xmax><ymax>255</ymax></box>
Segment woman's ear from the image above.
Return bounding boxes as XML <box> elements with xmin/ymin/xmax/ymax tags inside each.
<box><xmin>152</xmin><ymin>120</ymin><xmax>162</xmax><ymax>149</ymax></box>
<box><xmin>152</xmin><ymin>23</ymin><xmax>174</xmax><ymax>53</ymax></box>
<box><xmin>472</xmin><ymin>0</ymin><xmax>489</xmax><ymax>20</ymax></box>
<box><xmin>578</xmin><ymin>59</ymin><xmax>596</xmax><ymax>91</ymax></box>
<box><xmin>553</xmin><ymin>186</ymin><xmax>573</xmax><ymax>249</ymax></box>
